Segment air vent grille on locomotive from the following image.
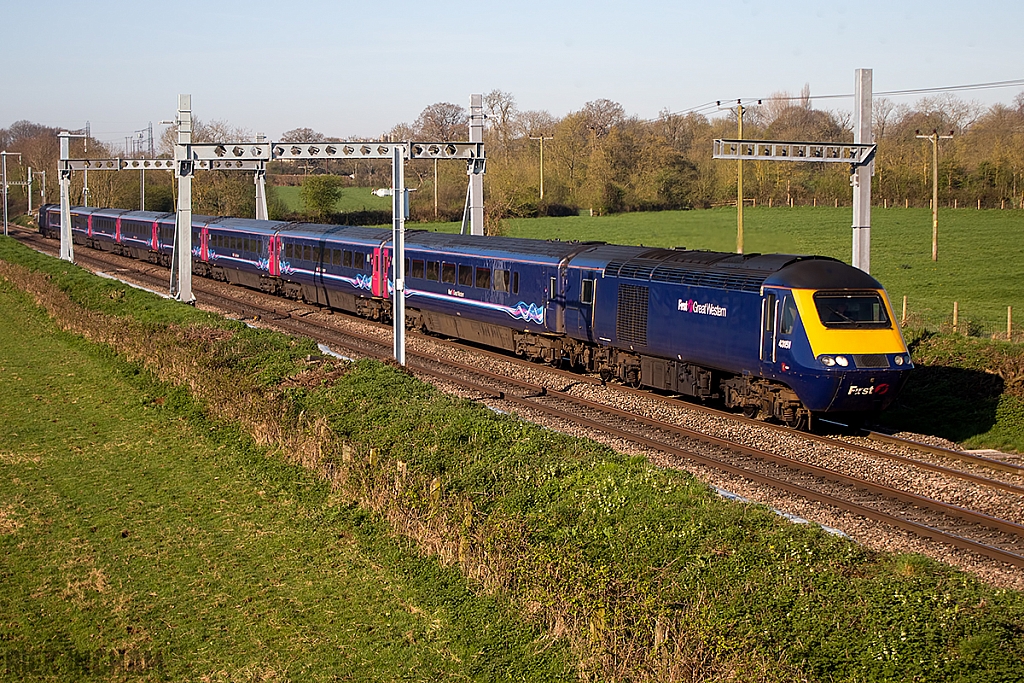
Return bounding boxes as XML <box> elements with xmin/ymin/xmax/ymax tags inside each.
<box><xmin>853</xmin><ymin>354</ymin><xmax>890</xmax><ymax>368</ymax></box>
<box><xmin>616</xmin><ymin>284</ymin><xmax>648</xmax><ymax>346</ymax></box>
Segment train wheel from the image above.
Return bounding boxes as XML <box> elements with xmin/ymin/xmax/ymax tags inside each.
<box><xmin>742</xmin><ymin>405</ymin><xmax>761</xmax><ymax>420</ymax></box>
<box><xmin>782</xmin><ymin>412</ymin><xmax>808</xmax><ymax>430</ymax></box>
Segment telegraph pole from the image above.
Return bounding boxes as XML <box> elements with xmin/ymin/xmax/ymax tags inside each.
<box><xmin>529</xmin><ymin>134</ymin><xmax>553</xmax><ymax>200</ymax></box>
<box><xmin>916</xmin><ymin>129</ymin><xmax>953</xmax><ymax>261</ymax></box>
<box><xmin>717</xmin><ymin>100</ymin><xmax>748</xmax><ymax>253</ymax></box>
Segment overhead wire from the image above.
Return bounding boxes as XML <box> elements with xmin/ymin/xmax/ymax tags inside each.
<box><xmin>656</xmin><ymin>78</ymin><xmax>1024</xmax><ymax>121</ymax></box>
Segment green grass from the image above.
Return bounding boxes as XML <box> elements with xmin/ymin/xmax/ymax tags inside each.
<box><xmin>271</xmin><ymin>185</ymin><xmax>391</xmax><ymax>214</ymax></box>
<box><xmin>494</xmin><ymin>206</ymin><xmax>1024</xmax><ymax>336</ymax></box>
<box><xmin>2</xmin><ymin>236</ymin><xmax>1024</xmax><ymax>682</ymax></box>
<box><xmin>0</xmin><ymin>262</ymin><xmax>573</xmax><ymax>680</ymax></box>
<box><xmin>877</xmin><ymin>329</ymin><xmax>1024</xmax><ymax>451</ymax></box>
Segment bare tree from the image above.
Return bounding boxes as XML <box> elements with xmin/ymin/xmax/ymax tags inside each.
<box><xmin>280</xmin><ymin>127</ymin><xmax>326</xmax><ymax>143</ymax></box>
<box><xmin>579</xmin><ymin>99</ymin><xmax>625</xmax><ymax>137</ymax></box>
<box><xmin>484</xmin><ymin>89</ymin><xmax>522</xmax><ymax>160</ymax></box>
<box><xmin>414</xmin><ymin>102</ymin><xmax>468</xmax><ymax>140</ymax></box>
<box><xmin>873</xmin><ymin>97</ymin><xmax>897</xmax><ymax>140</ymax></box>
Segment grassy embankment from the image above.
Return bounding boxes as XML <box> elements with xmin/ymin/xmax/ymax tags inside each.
<box><xmin>2</xmin><ymin>235</ymin><xmax>1024</xmax><ymax>682</ymax></box>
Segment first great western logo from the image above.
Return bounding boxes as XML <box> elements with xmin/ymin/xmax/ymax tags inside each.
<box><xmin>678</xmin><ymin>299</ymin><xmax>728</xmax><ymax>318</ymax></box>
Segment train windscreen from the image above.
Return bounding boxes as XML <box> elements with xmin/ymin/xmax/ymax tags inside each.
<box><xmin>813</xmin><ymin>292</ymin><xmax>891</xmax><ymax>329</ymax></box>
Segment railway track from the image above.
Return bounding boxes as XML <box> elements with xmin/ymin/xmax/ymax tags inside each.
<box><xmin>12</xmin><ymin>227</ymin><xmax>1024</xmax><ymax>576</ymax></box>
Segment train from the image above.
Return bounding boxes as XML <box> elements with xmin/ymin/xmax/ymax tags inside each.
<box><xmin>38</xmin><ymin>203</ymin><xmax>913</xmax><ymax>429</ymax></box>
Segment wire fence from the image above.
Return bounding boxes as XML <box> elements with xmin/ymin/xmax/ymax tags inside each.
<box><xmin>896</xmin><ymin>297</ymin><xmax>1021</xmax><ymax>342</ymax></box>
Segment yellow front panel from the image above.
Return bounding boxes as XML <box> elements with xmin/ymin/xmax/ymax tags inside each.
<box><xmin>790</xmin><ymin>289</ymin><xmax>909</xmax><ymax>356</ymax></box>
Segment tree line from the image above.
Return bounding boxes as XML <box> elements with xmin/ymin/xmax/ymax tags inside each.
<box><xmin>2</xmin><ymin>88</ymin><xmax>1023</xmax><ymax>227</ymax></box>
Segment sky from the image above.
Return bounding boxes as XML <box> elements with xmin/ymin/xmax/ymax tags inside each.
<box><xmin>4</xmin><ymin>0</ymin><xmax>1023</xmax><ymax>150</ymax></box>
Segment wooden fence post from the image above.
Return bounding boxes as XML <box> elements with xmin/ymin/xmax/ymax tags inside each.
<box><xmin>953</xmin><ymin>301</ymin><xmax>959</xmax><ymax>333</ymax></box>
<box><xmin>901</xmin><ymin>295</ymin><xmax>907</xmax><ymax>326</ymax></box>
<box><xmin>1009</xmin><ymin>306</ymin><xmax>1013</xmax><ymax>340</ymax></box>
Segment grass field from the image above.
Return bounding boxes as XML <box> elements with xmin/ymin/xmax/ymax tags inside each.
<box><xmin>2</xmin><ymin>237</ymin><xmax>1024</xmax><ymax>682</ymax></box>
<box><xmin>271</xmin><ymin>185</ymin><xmax>391</xmax><ymax>214</ymax></box>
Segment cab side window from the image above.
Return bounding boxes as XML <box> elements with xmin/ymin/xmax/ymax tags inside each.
<box><xmin>780</xmin><ymin>296</ymin><xmax>798</xmax><ymax>335</ymax></box>
<box><xmin>581</xmin><ymin>279</ymin><xmax>595</xmax><ymax>305</ymax></box>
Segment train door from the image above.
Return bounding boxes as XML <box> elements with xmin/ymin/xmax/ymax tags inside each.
<box><xmin>545</xmin><ymin>265</ymin><xmax>567</xmax><ymax>333</ymax></box>
<box><xmin>761</xmin><ymin>288</ymin><xmax>800</xmax><ymax>376</ymax></box>
<box><xmin>200</xmin><ymin>227</ymin><xmax>209</xmax><ymax>261</ymax></box>
<box><xmin>759</xmin><ymin>290</ymin><xmax>780</xmax><ymax>373</ymax></box>
<box><xmin>566</xmin><ymin>270</ymin><xmax>597</xmax><ymax>341</ymax></box>
<box><xmin>373</xmin><ymin>246</ymin><xmax>390</xmax><ymax>298</ymax></box>
<box><xmin>268</xmin><ymin>235</ymin><xmax>280</xmax><ymax>276</ymax></box>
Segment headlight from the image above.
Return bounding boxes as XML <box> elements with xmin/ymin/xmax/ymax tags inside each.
<box><xmin>819</xmin><ymin>355</ymin><xmax>836</xmax><ymax>367</ymax></box>
<box><xmin>894</xmin><ymin>355</ymin><xmax>904</xmax><ymax>366</ymax></box>
<box><xmin>835</xmin><ymin>355</ymin><xmax>849</xmax><ymax>367</ymax></box>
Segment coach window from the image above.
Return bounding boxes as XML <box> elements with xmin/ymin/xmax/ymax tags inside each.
<box><xmin>301</xmin><ymin>245</ymin><xmax>311</xmax><ymax>261</ymax></box>
<box><xmin>343</xmin><ymin>250</ymin><xmax>352</xmax><ymax>267</ymax></box>
<box><xmin>442</xmin><ymin>262</ymin><xmax>456</xmax><ymax>284</ymax></box>
<box><xmin>581</xmin><ymin>279</ymin><xmax>595</xmax><ymax>305</ymax></box>
<box><xmin>512</xmin><ymin>271</ymin><xmax>520</xmax><ymax>295</ymax></box>
<box><xmin>475</xmin><ymin>267</ymin><xmax>490</xmax><ymax>289</ymax></box>
<box><xmin>332</xmin><ymin>249</ymin><xmax>341</xmax><ymax>266</ymax></box>
<box><xmin>405</xmin><ymin>258</ymin><xmax>411</xmax><ymax>275</ymax></box>
<box><xmin>354</xmin><ymin>252</ymin><xmax>365</xmax><ymax>269</ymax></box>
<box><xmin>494</xmin><ymin>269</ymin><xmax>509</xmax><ymax>293</ymax></box>
<box><xmin>458</xmin><ymin>264</ymin><xmax>474</xmax><ymax>287</ymax></box>
<box><xmin>411</xmin><ymin>259</ymin><xmax>425</xmax><ymax>279</ymax></box>
<box><xmin>780</xmin><ymin>296</ymin><xmax>798</xmax><ymax>334</ymax></box>
<box><xmin>426</xmin><ymin>261</ymin><xmax>440</xmax><ymax>281</ymax></box>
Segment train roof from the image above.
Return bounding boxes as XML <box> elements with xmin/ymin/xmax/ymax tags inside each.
<box><xmin>66</xmin><ymin>207</ymin><xmax>175</xmax><ymax>222</ymax></box>
<box><xmin>403</xmin><ymin>231</ymin><xmax>599</xmax><ymax>262</ymax></box>
<box><xmin>765</xmin><ymin>257</ymin><xmax>884</xmax><ymax>290</ymax></box>
<box><xmin>276</xmin><ymin>222</ymin><xmax>392</xmax><ymax>243</ymax></box>
<box><xmin>578</xmin><ymin>245</ymin><xmax>879</xmax><ymax>293</ymax></box>
<box><xmin>205</xmin><ymin>216</ymin><xmax>289</xmax><ymax>235</ymax></box>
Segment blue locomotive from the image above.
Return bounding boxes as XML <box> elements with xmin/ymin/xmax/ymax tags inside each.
<box><xmin>39</xmin><ymin>204</ymin><xmax>912</xmax><ymax>428</ymax></box>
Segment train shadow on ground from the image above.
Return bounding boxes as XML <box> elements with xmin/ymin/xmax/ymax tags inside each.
<box><xmin>874</xmin><ymin>364</ymin><xmax>1004</xmax><ymax>443</ymax></box>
